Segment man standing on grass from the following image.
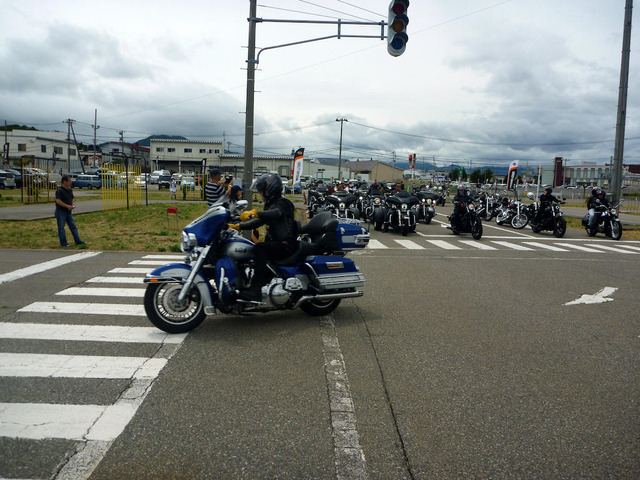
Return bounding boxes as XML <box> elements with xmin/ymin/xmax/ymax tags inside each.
<box><xmin>205</xmin><ymin>168</ymin><xmax>231</xmax><ymax>207</ymax></box>
<box><xmin>54</xmin><ymin>174</ymin><xmax>86</xmax><ymax>247</ymax></box>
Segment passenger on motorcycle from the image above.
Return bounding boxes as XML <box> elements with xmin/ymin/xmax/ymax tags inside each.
<box><xmin>367</xmin><ymin>182</ymin><xmax>382</xmax><ymax>195</ymax></box>
<box><xmin>451</xmin><ymin>185</ymin><xmax>472</xmax><ymax>229</ymax></box>
<box><xmin>229</xmin><ymin>173</ymin><xmax>297</xmax><ymax>300</ymax></box>
<box><xmin>534</xmin><ymin>187</ymin><xmax>565</xmax><ymax>223</ymax></box>
<box><xmin>586</xmin><ymin>188</ymin><xmax>610</xmax><ymax>228</ymax></box>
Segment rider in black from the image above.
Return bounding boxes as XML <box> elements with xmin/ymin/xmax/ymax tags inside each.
<box><xmin>451</xmin><ymin>185</ymin><xmax>472</xmax><ymax>229</ymax></box>
<box><xmin>586</xmin><ymin>188</ymin><xmax>610</xmax><ymax>228</ymax></box>
<box><xmin>534</xmin><ymin>187</ymin><xmax>565</xmax><ymax>224</ymax></box>
<box><xmin>230</xmin><ymin>174</ymin><xmax>297</xmax><ymax>300</ymax></box>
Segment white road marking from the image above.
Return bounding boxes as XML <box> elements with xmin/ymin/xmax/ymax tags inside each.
<box><xmin>0</xmin><ymin>252</ymin><xmax>101</xmax><ymax>285</ymax></box>
<box><xmin>0</xmin><ymin>322</ymin><xmax>185</xmax><ymax>344</ymax></box>
<box><xmin>458</xmin><ymin>240</ymin><xmax>498</xmax><ymax>250</ymax></box>
<box><xmin>425</xmin><ymin>240</ymin><xmax>462</xmax><ymax>250</ymax></box>
<box><xmin>87</xmin><ymin>276</ymin><xmax>144</xmax><ymax>284</ymax></box>
<box><xmin>394</xmin><ymin>239</ymin><xmax>425</xmax><ymax>250</ymax></box>
<box><xmin>18</xmin><ymin>302</ymin><xmax>146</xmax><ymax>316</ymax></box>
<box><xmin>320</xmin><ymin>316</ymin><xmax>369</xmax><ymax>480</ymax></box>
<box><xmin>610</xmin><ymin>244</ymin><xmax>640</xmax><ymax>252</ymax></box>
<box><xmin>109</xmin><ymin>267</ymin><xmax>152</xmax><ymax>274</ymax></box>
<box><xmin>142</xmin><ymin>255</ymin><xmax>185</xmax><ymax>259</ymax></box>
<box><xmin>366</xmin><ymin>239</ymin><xmax>388</xmax><ymax>249</ymax></box>
<box><xmin>56</xmin><ymin>287</ymin><xmax>145</xmax><ymax>297</ymax></box>
<box><xmin>565</xmin><ymin>287</ymin><xmax>618</xmax><ymax>305</ymax></box>
<box><xmin>490</xmin><ymin>241</ymin><xmax>534</xmax><ymax>251</ymax></box>
<box><xmin>584</xmin><ymin>244</ymin><xmax>638</xmax><ymax>254</ymax></box>
<box><xmin>555</xmin><ymin>243</ymin><xmax>605</xmax><ymax>253</ymax></box>
<box><xmin>523</xmin><ymin>242</ymin><xmax>569</xmax><ymax>252</ymax></box>
<box><xmin>128</xmin><ymin>260</ymin><xmax>171</xmax><ymax>265</ymax></box>
<box><xmin>0</xmin><ymin>353</ymin><xmax>167</xmax><ymax>379</ymax></box>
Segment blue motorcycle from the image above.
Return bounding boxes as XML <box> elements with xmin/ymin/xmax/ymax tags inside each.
<box><xmin>144</xmin><ymin>201</ymin><xmax>369</xmax><ymax>333</ymax></box>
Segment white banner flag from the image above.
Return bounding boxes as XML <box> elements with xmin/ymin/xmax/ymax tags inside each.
<box><xmin>292</xmin><ymin>148</ymin><xmax>304</xmax><ymax>185</ymax></box>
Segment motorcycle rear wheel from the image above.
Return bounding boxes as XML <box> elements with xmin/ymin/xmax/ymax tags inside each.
<box><xmin>144</xmin><ymin>283</ymin><xmax>206</xmax><ymax>333</ymax></box>
<box><xmin>301</xmin><ymin>297</ymin><xmax>341</xmax><ymax>316</ymax></box>
<box><xmin>553</xmin><ymin>218</ymin><xmax>567</xmax><ymax>238</ymax></box>
<box><xmin>611</xmin><ymin>220</ymin><xmax>623</xmax><ymax>240</ymax></box>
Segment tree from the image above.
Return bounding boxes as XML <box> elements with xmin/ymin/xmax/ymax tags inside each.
<box><xmin>469</xmin><ymin>169</ymin><xmax>483</xmax><ymax>183</ymax></box>
<box><xmin>448</xmin><ymin>168</ymin><xmax>460</xmax><ymax>181</ymax></box>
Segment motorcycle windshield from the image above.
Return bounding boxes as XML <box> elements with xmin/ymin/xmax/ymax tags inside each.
<box><xmin>184</xmin><ymin>205</ymin><xmax>228</xmax><ymax>245</ymax></box>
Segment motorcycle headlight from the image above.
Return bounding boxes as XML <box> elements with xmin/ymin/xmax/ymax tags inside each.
<box><xmin>468</xmin><ymin>204</ymin><xmax>475</xmax><ymax>210</ymax></box>
<box><xmin>374</xmin><ymin>198</ymin><xmax>381</xmax><ymax>204</ymax></box>
<box><xmin>180</xmin><ymin>232</ymin><xmax>198</xmax><ymax>253</ymax></box>
<box><xmin>611</xmin><ymin>209</ymin><xmax>617</xmax><ymax>215</ymax></box>
<box><xmin>339</xmin><ymin>202</ymin><xmax>346</xmax><ymax>209</ymax></box>
<box><xmin>401</xmin><ymin>204</ymin><xmax>408</xmax><ymax>210</ymax></box>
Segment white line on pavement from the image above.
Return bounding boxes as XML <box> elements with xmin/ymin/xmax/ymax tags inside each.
<box><xmin>490</xmin><ymin>241</ymin><xmax>534</xmax><ymax>251</ymax></box>
<box><xmin>522</xmin><ymin>242</ymin><xmax>569</xmax><ymax>252</ymax></box>
<box><xmin>555</xmin><ymin>243</ymin><xmax>605</xmax><ymax>253</ymax></box>
<box><xmin>425</xmin><ymin>240</ymin><xmax>462</xmax><ymax>250</ymax></box>
<box><xmin>366</xmin><ymin>239</ymin><xmax>388</xmax><ymax>249</ymax></box>
<box><xmin>0</xmin><ymin>322</ymin><xmax>185</xmax><ymax>343</ymax></box>
<box><xmin>0</xmin><ymin>352</ymin><xmax>167</xmax><ymax>379</ymax></box>
<box><xmin>458</xmin><ymin>240</ymin><xmax>498</xmax><ymax>250</ymax></box>
<box><xmin>56</xmin><ymin>287</ymin><xmax>146</xmax><ymax>297</ymax></box>
<box><xmin>108</xmin><ymin>267</ymin><xmax>152</xmax><ymax>274</ymax></box>
<box><xmin>18</xmin><ymin>302</ymin><xmax>146</xmax><ymax>316</ymax></box>
<box><xmin>86</xmin><ymin>276</ymin><xmax>144</xmax><ymax>284</ymax></box>
<box><xmin>584</xmin><ymin>244</ymin><xmax>638</xmax><ymax>254</ymax></box>
<box><xmin>393</xmin><ymin>239</ymin><xmax>425</xmax><ymax>250</ymax></box>
<box><xmin>0</xmin><ymin>252</ymin><xmax>101</xmax><ymax>285</ymax></box>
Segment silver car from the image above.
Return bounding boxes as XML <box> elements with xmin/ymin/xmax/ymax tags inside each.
<box><xmin>0</xmin><ymin>170</ymin><xmax>17</xmax><ymax>189</ymax></box>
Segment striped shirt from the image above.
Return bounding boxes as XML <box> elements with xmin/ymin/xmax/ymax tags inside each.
<box><xmin>205</xmin><ymin>182</ymin><xmax>226</xmax><ymax>206</ymax></box>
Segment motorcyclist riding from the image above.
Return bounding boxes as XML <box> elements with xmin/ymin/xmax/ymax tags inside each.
<box><xmin>451</xmin><ymin>185</ymin><xmax>472</xmax><ymax>229</ymax></box>
<box><xmin>534</xmin><ymin>187</ymin><xmax>565</xmax><ymax>224</ymax></box>
<box><xmin>586</xmin><ymin>188</ymin><xmax>610</xmax><ymax>229</ymax></box>
<box><xmin>229</xmin><ymin>173</ymin><xmax>297</xmax><ymax>300</ymax></box>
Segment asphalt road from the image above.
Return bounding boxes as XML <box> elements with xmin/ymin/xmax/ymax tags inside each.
<box><xmin>1</xmin><ymin>216</ymin><xmax>639</xmax><ymax>479</ymax></box>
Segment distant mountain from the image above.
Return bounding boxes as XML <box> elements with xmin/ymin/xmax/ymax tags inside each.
<box><xmin>134</xmin><ymin>134</ymin><xmax>188</xmax><ymax>146</ymax></box>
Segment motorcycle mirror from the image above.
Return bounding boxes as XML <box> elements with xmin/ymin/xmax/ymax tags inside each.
<box><xmin>237</xmin><ymin>200</ymin><xmax>249</xmax><ymax>209</ymax></box>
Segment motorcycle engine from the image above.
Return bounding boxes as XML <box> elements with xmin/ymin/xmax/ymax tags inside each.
<box><xmin>267</xmin><ymin>278</ymin><xmax>303</xmax><ymax>306</ymax></box>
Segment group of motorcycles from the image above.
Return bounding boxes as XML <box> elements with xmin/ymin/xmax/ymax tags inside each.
<box><xmin>307</xmin><ymin>184</ymin><xmax>446</xmax><ymax>237</ymax></box>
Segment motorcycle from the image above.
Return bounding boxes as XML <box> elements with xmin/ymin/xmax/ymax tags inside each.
<box><xmin>307</xmin><ymin>185</ymin><xmax>328</xmax><ymax>219</ymax></box>
<box><xmin>413</xmin><ymin>191</ymin><xmax>437</xmax><ymax>224</ymax></box>
<box><xmin>324</xmin><ymin>191</ymin><xmax>360</xmax><ymax>220</ymax></box>
<box><xmin>363</xmin><ymin>193</ymin><xmax>386</xmax><ymax>231</ymax></box>
<box><xmin>581</xmin><ymin>202</ymin><xmax>623</xmax><ymax>240</ymax></box>
<box><xmin>475</xmin><ymin>193</ymin><xmax>500</xmax><ymax>221</ymax></box>
<box><xmin>143</xmin><ymin>203</ymin><xmax>369</xmax><ymax>333</ymax></box>
<box><xmin>448</xmin><ymin>201</ymin><xmax>483</xmax><ymax>239</ymax></box>
<box><xmin>382</xmin><ymin>191</ymin><xmax>419</xmax><ymax>236</ymax></box>
<box><xmin>530</xmin><ymin>202</ymin><xmax>567</xmax><ymax>237</ymax></box>
<box><xmin>495</xmin><ymin>198</ymin><xmax>529</xmax><ymax>229</ymax></box>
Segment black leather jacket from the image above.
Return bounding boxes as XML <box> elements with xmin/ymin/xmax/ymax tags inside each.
<box><xmin>587</xmin><ymin>196</ymin><xmax>610</xmax><ymax>210</ymax></box>
<box><xmin>239</xmin><ymin>196</ymin><xmax>296</xmax><ymax>243</ymax></box>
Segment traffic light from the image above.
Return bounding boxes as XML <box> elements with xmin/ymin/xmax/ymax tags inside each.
<box><xmin>387</xmin><ymin>0</ymin><xmax>409</xmax><ymax>57</ymax></box>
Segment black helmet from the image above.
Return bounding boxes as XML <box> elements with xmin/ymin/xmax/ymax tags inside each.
<box><xmin>545</xmin><ymin>187</ymin><xmax>553</xmax><ymax>194</ymax></box>
<box><xmin>597</xmin><ymin>189</ymin><xmax>606</xmax><ymax>197</ymax></box>
<box><xmin>592</xmin><ymin>188</ymin><xmax>599</xmax><ymax>196</ymax></box>
<box><xmin>255</xmin><ymin>173</ymin><xmax>282</xmax><ymax>202</ymax></box>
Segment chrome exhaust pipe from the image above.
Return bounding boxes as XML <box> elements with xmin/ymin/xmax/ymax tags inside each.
<box><xmin>293</xmin><ymin>290</ymin><xmax>363</xmax><ymax>309</ymax></box>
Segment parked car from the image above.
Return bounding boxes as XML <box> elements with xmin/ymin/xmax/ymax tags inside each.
<box><xmin>5</xmin><ymin>168</ymin><xmax>23</xmax><ymax>187</ymax></box>
<box><xmin>72</xmin><ymin>174</ymin><xmax>102</xmax><ymax>189</ymax></box>
<box><xmin>0</xmin><ymin>170</ymin><xmax>17</xmax><ymax>189</ymax></box>
<box><xmin>150</xmin><ymin>170</ymin><xmax>170</xmax><ymax>184</ymax></box>
<box><xmin>158</xmin><ymin>174</ymin><xmax>172</xmax><ymax>190</ymax></box>
<box><xmin>181</xmin><ymin>176</ymin><xmax>195</xmax><ymax>190</ymax></box>
<box><xmin>285</xmin><ymin>183</ymin><xmax>302</xmax><ymax>194</ymax></box>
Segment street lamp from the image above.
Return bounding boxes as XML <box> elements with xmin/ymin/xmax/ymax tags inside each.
<box><xmin>336</xmin><ymin>118</ymin><xmax>347</xmax><ymax>181</ymax></box>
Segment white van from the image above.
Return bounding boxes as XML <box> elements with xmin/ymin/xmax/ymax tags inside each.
<box><xmin>150</xmin><ymin>170</ymin><xmax>170</xmax><ymax>184</ymax></box>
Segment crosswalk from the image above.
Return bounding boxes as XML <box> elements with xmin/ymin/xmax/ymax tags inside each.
<box><xmin>361</xmin><ymin>236</ymin><xmax>640</xmax><ymax>255</ymax></box>
<box><xmin>0</xmin><ymin>254</ymin><xmax>184</xmax><ymax>479</ymax></box>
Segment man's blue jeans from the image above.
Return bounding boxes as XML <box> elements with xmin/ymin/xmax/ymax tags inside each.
<box><xmin>55</xmin><ymin>209</ymin><xmax>82</xmax><ymax>245</ymax></box>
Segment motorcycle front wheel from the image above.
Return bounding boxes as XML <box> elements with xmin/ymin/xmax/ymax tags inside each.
<box><xmin>511</xmin><ymin>213</ymin><xmax>529</xmax><ymax>229</ymax></box>
<box><xmin>471</xmin><ymin>217</ymin><xmax>483</xmax><ymax>240</ymax></box>
<box><xmin>610</xmin><ymin>220</ymin><xmax>623</xmax><ymax>240</ymax></box>
<box><xmin>553</xmin><ymin>218</ymin><xmax>567</xmax><ymax>238</ymax></box>
<box><xmin>301</xmin><ymin>297</ymin><xmax>341</xmax><ymax>316</ymax></box>
<box><xmin>144</xmin><ymin>283</ymin><xmax>206</xmax><ymax>333</ymax></box>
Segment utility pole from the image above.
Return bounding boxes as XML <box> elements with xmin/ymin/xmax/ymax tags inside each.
<box><xmin>93</xmin><ymin>109</ymin><xmax>99</xmax><ymax>168</ymax></box>
<box><xmin>65</xmin><ymin>119</ymin><xmax>74</xmax><ymax>167</ymax></box>
<box><xmin>612</xmin><ymin>0</ymin><xmax>633</xmax><ymax>204</ymax></box>
<box><xmin>243</xmin><ymin>0</ymin><xmax>257</xmax><ymax>208</ymax></box>
<box><xmin>336</xmin><ymin>117</ymin><xmax>347</xmax><ymax>181</ymax></box>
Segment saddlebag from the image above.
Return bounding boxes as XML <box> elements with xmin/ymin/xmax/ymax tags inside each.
<box><xmin>335</xmin><ymin>222</ymin><xmax>370</xmax><ymax>253</ymax></box>
<box><xmin>306</xmin><ymin>256</ymin><xmax>366</xmax><ymax>290</ymax></box>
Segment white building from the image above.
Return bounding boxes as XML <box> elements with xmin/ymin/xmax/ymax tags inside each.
<box><xmin>1</xmin><ymin>129</ymin><xmax>81</xmax><ymax>172</ymax></box>
<box><xmin>150</xmin><ymin>139</ymin><xmax>223</xmax><ymax>172</ymax></box>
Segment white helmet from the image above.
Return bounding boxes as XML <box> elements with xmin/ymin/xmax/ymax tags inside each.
<box><xmin>526</xmin><ymin>192</ymin><xmax>535</xmax><ymax>200</ymax></box>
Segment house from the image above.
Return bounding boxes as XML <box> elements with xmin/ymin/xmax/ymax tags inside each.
<box><xmin>1</xmin><ymin>129</ymin><xmax>81</xmax><ymax>173</ymax></box>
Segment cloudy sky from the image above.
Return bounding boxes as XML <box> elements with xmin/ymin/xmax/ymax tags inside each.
<box><xmin>1</xmin><ymin>0</ymin><xmax>638</xmax><ymax>169</ymax></box>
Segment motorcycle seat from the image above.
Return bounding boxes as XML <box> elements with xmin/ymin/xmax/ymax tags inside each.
<box><xmin>299</xmin><ymin>211</ymin><xmax>338</xmax><ymax>235</ymax></box>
